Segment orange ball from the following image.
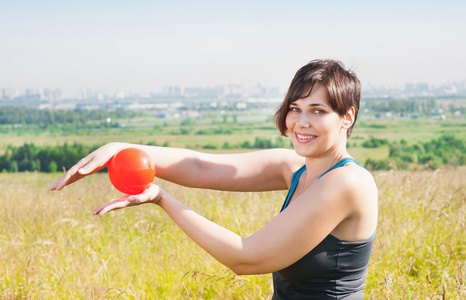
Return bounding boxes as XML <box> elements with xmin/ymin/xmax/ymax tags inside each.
<box><xmin>108</xmin><ymin>148</ymin><xmax>156</xmax><ymax>194</ymax></box>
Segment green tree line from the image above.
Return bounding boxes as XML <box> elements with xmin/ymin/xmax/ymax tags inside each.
<box><xmin>210</xmin><ymin>136</ymin><xmax>291</xmax><ymax>150</ymax></box>
<box><xmin>365</xmin><ymin>135</ymin><xmax>465</xmax><ymax>170</ymax></box>
<box><xmin>0</xmin><ymin>106</ymin><xmax>141</xmax><ymax>128</ymax></box>
<box><xmin>364</xmin><ymin>99</ymin><xmax>435</xmax><ymax>114</ymax></box>
<box><xmin>0</xmin><ymin>137</ymin><xmax>291</xmax><ymax>173</ymax></box>
<box><xmin>0</xmin><ymin>143</ymin><xmax>101</xmax><ymax>173</ymax></box>
<box><xmin>0</xmin><ymin>134</ymin><xmax>463</xmax><ymax>173</ymax></box>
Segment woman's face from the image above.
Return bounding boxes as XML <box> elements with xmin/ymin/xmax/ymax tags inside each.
<box><xmin>285</xmin><ymin>84</ymin><xmax>349</xmax><ymax>158</ymax></box>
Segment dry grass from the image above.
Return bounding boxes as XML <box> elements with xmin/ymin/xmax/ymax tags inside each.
<box><xmin>367</xmin><ymin>168</ymin><xmax>465</xmax><ymax>299</ymax></box>
<box><xmin>0</xmin><ymin>168</ymin><xmax>464</xmax><ymax>299</ymax></box>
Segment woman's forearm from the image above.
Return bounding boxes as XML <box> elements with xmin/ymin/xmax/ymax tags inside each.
<box><xmin>156</xmin><ymin>189</ymin><xmax>252</xmax><ymax>274</ymax></box>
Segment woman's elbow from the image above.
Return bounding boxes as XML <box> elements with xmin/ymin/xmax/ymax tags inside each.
<box><xmin>229</xmin><ymin>240</ymin><xmax>273</xmax><ymax>275</ymax></box>
<box><xmin>230</xmin><ymin>264</ymin><xmax>253</xmax><ymax>276</ymax></box>
<box><xmin>229</xmin><ymin>262</ymin><xmax>267</xmax><ymax>276</ymax></box>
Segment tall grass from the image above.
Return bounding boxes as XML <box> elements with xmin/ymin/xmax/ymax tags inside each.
<box><xmin>366</xmin><ymin>168</ymin><xmax>465</xmax><ymax>299</ymax></box>
<box><xmin>0</xmin><ymin>168</ymin><xmax>464</xmax><ymax>299</ymax></box>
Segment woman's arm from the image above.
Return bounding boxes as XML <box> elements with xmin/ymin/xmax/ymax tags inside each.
<box><xmin>145</xmin><ymin>146</ymin><xmax>303</xmax><ymax>191</ymax></box>
<box><xmin>156</xmin><ymin>182</ymin><xmax>348</xmax><ymax>275</ymax></box>
<box><xmin>50</xmin><ymin>142</ymin><xmax>304</xmax><ymax>192</ymax></box>
<box><xmin>93</xmin><ymin>165</ymin><xmax>377</xmax><ymax>275</ymax></box>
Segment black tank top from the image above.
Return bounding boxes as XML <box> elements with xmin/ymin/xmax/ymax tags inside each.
<box><xmin>272</xmin><ymin>158</ymin><xmax>375</xmax><ymax>300</ymax></box>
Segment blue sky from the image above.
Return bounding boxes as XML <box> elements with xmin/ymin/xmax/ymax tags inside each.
<box><xmin>1</xmin><ymin>0</ymin><xmax>465</xmax><ymax>97</ymax></box>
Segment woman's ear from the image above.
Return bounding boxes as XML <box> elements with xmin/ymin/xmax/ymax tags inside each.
<box><xmin>342</xmin><ymin>107</ymin><xmax>355</xmax><ymax>129</ymax></box>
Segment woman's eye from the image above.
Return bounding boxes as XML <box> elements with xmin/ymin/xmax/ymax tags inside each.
<box><xmin>314</xmin><ymin>109</ymin><xmax>325</xmax><ymax>114</ymax></box>
<box><xmin>289</xmin><ymin>107</ymin><xmax>300</xmax><ymax>112</ymax></box>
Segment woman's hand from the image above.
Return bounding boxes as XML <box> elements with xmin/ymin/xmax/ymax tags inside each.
<box><xmin>49</xmin><ymin>142</ymin><xmax>126</xmax><ymax>191</ymax></box>
<box><xmin>92</xmin><ymin>184</ymin><xmax>163</xmax><ymax>217</ymax></box>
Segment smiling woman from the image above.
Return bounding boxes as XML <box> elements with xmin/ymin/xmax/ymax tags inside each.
<box><xmin>285</xmin><ymin>84</ymin><xmax>353</xmax><ymax>158</ymax></box>
<box><xmin>49</xmin><ymin>59</ymin><xmax>377</xmax><ymax>300</ymax></box>
<box><xmin>275</xmin><ymin>59</ymin><xmax>361</xmax><ymax>139</ymax></box>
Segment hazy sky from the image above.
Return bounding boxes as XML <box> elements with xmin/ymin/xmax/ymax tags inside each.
<box><xmin>1</xmin><ymin>0</ymin><xmax>465</xmax><ymax>97</ymax></box>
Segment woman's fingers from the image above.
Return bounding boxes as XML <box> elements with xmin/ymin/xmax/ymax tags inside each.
<box><xmin>49</xmin><ymin>169</ymin><xmax>83</xmax><ymax>191</ymax></box>
<box><xmin>48</xmin><ymin>156</ymin><xmax>93</xmax><ymax>191</ymax></box>
<box><xmin>92</xmin><ymin>195</ymin><xmax>132</xmax><ymax>217</ymax></box>
<box><xmin>49</xmin><ymin>144</ymin><xmax>120</xmax><ymax>191</ymax></box>
<box><xmin>77</xmin><ymin>153</ymin><xmax>112</xmax><ymax>176</ymax></box>
<box><xmin>92</xmin><ymin>185</ymin><xmax>162</xmax><ymax>217</ymax></box>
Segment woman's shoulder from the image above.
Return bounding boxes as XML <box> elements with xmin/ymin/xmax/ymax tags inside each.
<box><xmin>314</xmin><ymin>161</ymin><xmax>377</xmax><ymax>201</ymax></box>
<box><xmin>310</xmin><ymin>161</ymin><xmax>378</xmax><ymax>241</ymax></box>
<box><xmin>333</xmin><ymin>159</ymin><xmax>374</xmax><ymax>182</ymax></box>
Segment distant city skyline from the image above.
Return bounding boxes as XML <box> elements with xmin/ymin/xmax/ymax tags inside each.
<box><xmin>1</xmin><ymin>0</ymin><xmax>465</xmax><ymax>98</ymax></box>
<box><xmin>2</xmin><ymin>79</ymin><xmax>465</xmax><ymax>103</ymax></box>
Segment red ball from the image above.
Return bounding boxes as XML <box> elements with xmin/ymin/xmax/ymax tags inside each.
<box><xmin>108</xmin><ymin>148</ymin><xmax>156</xmax><ymax>194</ymax></box>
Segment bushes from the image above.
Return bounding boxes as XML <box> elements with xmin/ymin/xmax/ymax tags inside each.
<box><xmin>0</xmin><ymin>142</ymin><xmax>100</xmax><ymax>173</ymax></box>
<box><xmin>195</xmin><ymin>125</ymin><xmax>233</xmax><ymax>135</ymax></box>
<box><xmin>362</xmin><ymin>137</ymin><xmax>389</xmax><ymax>148</ymax></box>
<box><xmin>2</xmin><ymin>134</ymin><xmax>462</xmax><ymax>173</ymax></box>
<box><xmin>396</xmin><ymin>135</ymin><xmax>464</xmax><ymax>169</ymax></box>
<box><xmin>0</xmin><ymin>106</ymin><xmax>140</xmax><ymax>128</ymax></box>
<box><xmin>240</xmin><ymin>137</ymin><xmax>290</xmax><ymax>149</ymax></box>
<box><xmin>364</xmin><ymin>134</ymin><xmax>465</xmax><ymax>170</ymax></box>
<box><xmin>0</xmin><ymin>137</ymin><xmax>292</xmax><ymax>172</ymax></box>
<box><xmin>203</xmin><ymin>137</ymin><xmax>291</xmax><ymax>150</ymax></box>
<box><xmin>365</xmin><ymin>158</ymin><xmax>390</xmax><ymax>170</ymax></box>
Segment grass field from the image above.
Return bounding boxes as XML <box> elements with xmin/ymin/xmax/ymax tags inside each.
<box><xmin>1</xmin><ymin>115</ymin><xmax>465</xmax><ymax>298</ymax></box>
<box><xmin>0</xmin><ymin>167</ymin><xmax>464</xmax><ymax>299</ymax></box>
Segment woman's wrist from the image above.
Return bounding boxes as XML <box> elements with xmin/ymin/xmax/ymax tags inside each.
<box><xmin>153</xmin><ymin>187</ymin><xmax>165</xmax><ymax>205</ymax></box>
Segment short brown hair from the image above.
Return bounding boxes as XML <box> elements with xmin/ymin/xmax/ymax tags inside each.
<box><xmin>274</xmin><ymin>59</ymin><xmax>361</xmax><ymax>138</ymax></box>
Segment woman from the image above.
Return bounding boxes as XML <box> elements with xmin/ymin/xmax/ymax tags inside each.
<box><xmin>50</xmin><ymin>59</ymin><xmax>378</xmax><ymax>299</ymax></box>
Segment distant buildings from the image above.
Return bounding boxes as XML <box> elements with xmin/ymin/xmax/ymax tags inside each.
<box><xmin>362</xmin><ymin>80</ymin><xmax>466</xmax><ymax>99</ymax></box>
<box><xmin>1</xmin><ymin>80</ymin><xmax>466</xmax><ymax>110</ymax></box>
<box><xmin>1</xmin><ymin>88</ymin><xmax>62</xmax><ymax>108</ymax></box>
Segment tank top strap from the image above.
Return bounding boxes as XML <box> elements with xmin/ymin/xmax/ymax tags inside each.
<box><xmin>317</xmin><ymin>157</ymin><xmax>362</xmax><ymax>180</ymax></box>
<box><xmin>280</xmin><ymin>165</ymin><xmax>306</xmax><ymax>212</ymax></box>
<box><xmin>280</xmin><ymin>158</ymin><xmax>362</xmax><ymax>212</ymax></box>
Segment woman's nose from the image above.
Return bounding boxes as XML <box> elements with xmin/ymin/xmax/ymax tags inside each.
<box><xmin>297</xmin><ymin>112</ymin><xmax>310</xmax><ymax>128</ymax></box>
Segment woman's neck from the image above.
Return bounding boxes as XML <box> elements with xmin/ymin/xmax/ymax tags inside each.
<box><xmin>303</xmin><ymin>149</ymin><xmax>351</xmax><ymax>184</ymax></box>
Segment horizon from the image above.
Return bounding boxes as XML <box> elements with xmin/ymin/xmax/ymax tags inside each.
<box><xmin>2</xmin><ymin>78</ymin><xmax>465</xmax><ymax>100</ymax></box>
<box><xmin>1</xmin><ymin>0</ymin><xmax>465</xmax><ymax>98</ymax></box>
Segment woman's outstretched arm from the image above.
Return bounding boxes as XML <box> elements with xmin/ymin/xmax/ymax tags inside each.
<box><xmin>50</xmin><ymin>142</ymin><xmax>304</xmax><ymax>192</ymax></box>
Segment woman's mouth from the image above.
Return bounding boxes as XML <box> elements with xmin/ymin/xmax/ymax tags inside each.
<box><xmin>295</xmin><ymin>133</ymin><xmax>317</xmax><ymax>143</ymax></box>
